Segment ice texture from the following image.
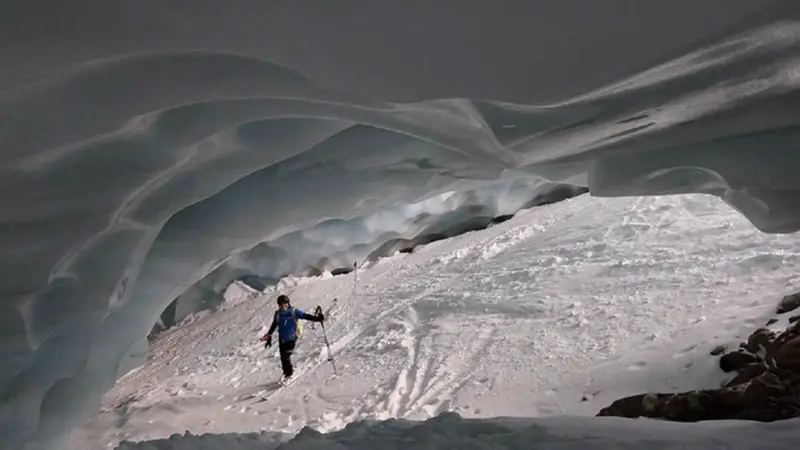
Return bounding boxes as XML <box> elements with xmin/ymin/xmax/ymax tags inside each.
<box><xmin>1</xmin><ymin>1</ymin><xmax>799</xmax><ymax>449</ymax></box>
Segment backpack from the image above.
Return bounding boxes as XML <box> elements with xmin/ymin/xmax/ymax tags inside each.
<box><xmin>275</xmin><ymin>307</ymin><xmax>303</xmax><ymax>340</ymax></box>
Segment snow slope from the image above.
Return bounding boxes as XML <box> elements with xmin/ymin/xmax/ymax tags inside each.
<box><xmin>74</xmin><ymin>193</ymin><xmax>800</xmax><ymax>449</ymax></box>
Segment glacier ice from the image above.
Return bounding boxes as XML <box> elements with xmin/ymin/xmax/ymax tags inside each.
<box><xmin>1</xmin><ymin>0</ymin><xmax>800</xmax><ymax>449</ymax></box>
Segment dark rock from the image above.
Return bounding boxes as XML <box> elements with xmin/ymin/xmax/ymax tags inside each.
<box><xmin>597</xmin><ymin>386</ymin><xmax>746</xmax><ymax>422</ymax></box>
<box><xmin>365</xmin><ymin>233</ymin><xmax>449</xmax><ymax>262</ymax></box>
<box><xmin>741</xmin><ymin>372</ymin><xmax>782</xmax><ymax>407</ymax></box>
<box><xmin>523</xmin><ymin>185</ymin><xmax>589</xmax><ymax>209</ymax></box>
<box><xmin>596</xmin><ymin>393</ymin><xmax>664</xmax><ymax>418</ymax></box>
<box><xmin>725</xmin><ymin>363</ymin><xmax>767</xmax><ymax>387</ymax></box>
<box><xmin>719</xmin><ymin>351</ymin><xmax>759</xmax><ymax>373</ymax></box>
<box><xmin>735</xmin><ymin>372</ymin><xmax>800</xmax><ymax>421</ymax></box>
<box><xmin>764</xmin><ymin>321</ymin><xmax>800</xmax><ymax>363</ymax></box>
<box><xmin>662</xmin><ymin>387</ymin><xmax>746</xmax><ymax>422</ymax></box>
<box><xmin>766</xmin><ymin>318</ymin><xmax>778</xmax><ymax>326</ymax></box>
<box><xmin>491</xmin><ymin>214</ymin><xmax>514</xmax><ymax>224</ymax></box>
<box><xmin>601</xmin><ymin>310</ymin><xmax>800</xmax><ymax>424</ymax></box>
<box><xmin>710</xmin><ymin>345</ymin><xmax>726</xmax><ymax>356</ymax></box>
<box><xmin>745</xmin><ymin>328</ymin><xmax>775</xmax><ymax>354</ymax></box>
<box><xmin>330</xmin><ymin>267</ymin><xmax>354</xmax><ymax>276</ymax></box>
<box><xmin>777</xmin><ymin>292</ymin><xmax>800</xmax><ymax>314</ymax></box>
<box><xmin>598</xmin><ymin>373</ymin><xmax>800</xmax><ymax>423</ymax></box>
<box><xmin>774</xmin><ymin>337</ymin><xmax>800</xmax><ymax>371</ymax></box>
<box><xmin>790</xmin><ymin>315</ymin><xmax>800</xmax><ymax>324</ymax></box>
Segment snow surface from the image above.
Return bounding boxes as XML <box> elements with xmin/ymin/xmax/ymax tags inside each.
<box><xmin>3</xmin><ymin>2</ymin><xmax>800</xmax><ymax>449</ymax></box>
<box><xmin>111</xmin><ymin>414</ymin><xmax>800</xmax><ymax>450</ymax></box>
<box><xmin>73</xmin><ymin>193</ymin><xmax>800</xmax><ymax>449</ymax></box>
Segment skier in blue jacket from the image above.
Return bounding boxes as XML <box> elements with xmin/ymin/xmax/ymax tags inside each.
<box><xmin>260</xmin><ymin>294</ymin><xmax>324</xmax><ymax>379</ymax></box>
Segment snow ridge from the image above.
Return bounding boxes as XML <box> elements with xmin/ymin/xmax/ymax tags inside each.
<box><xmin>114</xmin><ymin>412</ymin><xmax>800</xmax><ymax>450</ymax></box>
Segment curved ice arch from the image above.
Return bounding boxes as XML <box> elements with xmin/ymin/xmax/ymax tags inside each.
<box><xmin>2</xmin><ymin>7</ymin><xmax>800</xmax><ymax>450</ymax></box>
<box><xmin>0</xmin><ymin>95</ymin><xmax>538</xmax><ymax>448</ymax></box>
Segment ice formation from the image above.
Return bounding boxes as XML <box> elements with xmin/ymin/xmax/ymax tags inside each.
<box><xmin>1</xmin><ymin>1</ymin><xmax>800</xmax><ymax>449</ymax></box>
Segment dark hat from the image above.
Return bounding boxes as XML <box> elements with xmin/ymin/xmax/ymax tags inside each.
<box><xmin>276</xmin><ymin>294</ymin><xmax>290</xmax><ymax>305</ymax></box>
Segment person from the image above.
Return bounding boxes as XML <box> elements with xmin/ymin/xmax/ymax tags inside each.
<box><xmin>260</xmin><ymin>294</ymin><xmax>324</xmax><ymax>380</ymax></box>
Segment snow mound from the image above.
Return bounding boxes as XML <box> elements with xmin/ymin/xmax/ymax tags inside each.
<box><xmin>116</xmin><ymin>412</ymin><xmax>800</xmax><ymax>450</ymax></box>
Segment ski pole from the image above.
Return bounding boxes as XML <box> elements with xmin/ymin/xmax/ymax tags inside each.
<box><xmin>352</xmin><ymin>260</ymin><xmax>358</xmax><ymax>303</ymax></box>
<box><xmin>316</xmin><ymin>305</ymin><xmax>337</xmax><ymax>374</ymax></box>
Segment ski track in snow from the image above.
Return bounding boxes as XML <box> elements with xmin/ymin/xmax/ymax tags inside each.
<box><xmin>73</xmin><ymin>193</ymin><xmax>800</xmax><ymax>449</ymax></box>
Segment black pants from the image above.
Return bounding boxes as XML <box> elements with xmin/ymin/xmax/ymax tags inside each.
<box><xmin>279</xmin><ymin>339</ymin><xmax>297</xmax><ymax>377</ymax></box>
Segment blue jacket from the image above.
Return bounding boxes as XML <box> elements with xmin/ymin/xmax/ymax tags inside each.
<box><xmin>267</xmin><ymin>306</ymin><xmax>323</xmax><ymax>342</ymax></box>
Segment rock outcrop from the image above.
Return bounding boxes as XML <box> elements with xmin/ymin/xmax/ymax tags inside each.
<box><xmin>776</xmin><ymin>292</ymin><xmax>800</xmax><ymax>315</ymax></box>
<box><xmin>598</xmin><ymin>290</ymin><xmax>800</xmax><ymax>422</ymax></box>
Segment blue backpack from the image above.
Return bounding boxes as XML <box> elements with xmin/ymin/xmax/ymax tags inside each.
<box><xmin>275</xmin><ymin>307</ymin><xmax>303</xmax><ymax>341</ymax></box>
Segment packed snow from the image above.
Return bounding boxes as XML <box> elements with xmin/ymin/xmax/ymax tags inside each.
<box><xmin>72</xmin><ymin>193</ymin><xmax>800</xmax><ymax>449</ymax></box>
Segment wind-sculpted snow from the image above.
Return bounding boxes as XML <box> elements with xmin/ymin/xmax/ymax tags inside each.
<box><xmin>1</xmin><ymin>1</ymin><xmax>800</xmax><ymax>449</ymax></box>
<box><xmin>115</xmin><ymin>413</ymin><xmax>800</xmax><ymax>450</ymax></box>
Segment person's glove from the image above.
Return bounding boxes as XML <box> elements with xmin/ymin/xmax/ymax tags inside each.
<box><xmin>260</xmin><ymin>334</ymin><xmax>272</xmax><ymax>348</ymax></box>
